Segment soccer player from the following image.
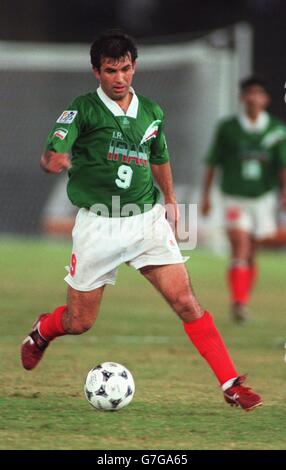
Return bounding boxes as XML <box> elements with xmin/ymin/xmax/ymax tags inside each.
<box><xmin>201</xmin><ymin>77</ymin><xmax>286</xmax><ymax>322</ymax></box>
<box><xmin>21</xmin><ymin>30</ymin><xmax>262</xmax><ymax>411</ymax></box>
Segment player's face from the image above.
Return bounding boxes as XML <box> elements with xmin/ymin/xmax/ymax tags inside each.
<box><xmin>93</xmin><ymin>54</ymin><xmax>136</xmax><ymax>101</ymax></box>
<box><xmin>240</xmin><ymin>85</ymin><xmax>270</xmax><ymax>116</ymax></box>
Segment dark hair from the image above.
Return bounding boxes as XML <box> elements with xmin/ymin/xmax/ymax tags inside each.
<box><xmin>240</xmin><ymin>76</ymin><xmax>269</xmax><ymax>94</ymax></box>
<box><xmin>90</xmin><ymin>29</ymin><xmax>138</xmax><ymax>70</ymax></box>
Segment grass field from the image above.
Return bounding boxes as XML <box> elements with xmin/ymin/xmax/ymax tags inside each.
<box><xmin>0</xmin><ymin>238</ymin><xmax>286</xmax><ymax>450</ymax></box>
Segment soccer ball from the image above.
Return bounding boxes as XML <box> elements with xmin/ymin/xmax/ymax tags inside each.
<box><xmin>84</xmin><ymin>362</ymin><xmax>135</xmax><ymax>411</ymax></box>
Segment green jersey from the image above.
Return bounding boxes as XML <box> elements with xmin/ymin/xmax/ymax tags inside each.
<box><xmin>206</xmin><ymin>113</ymin><xmax>286</xmax><ymax>197</ymax></box>
<box><xmin>45</xmin><ymin>87</ymin><xmax>169</xmax><ymax>216</ymax></box>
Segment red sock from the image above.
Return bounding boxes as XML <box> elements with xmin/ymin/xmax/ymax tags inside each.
<box><xmin>228</xmin><ymin>265</ymin><xmax>249</xmax><ymax>304</ymax></box>
<box><xmin>38</xmin><ymin>305</ymin><xmax>67</xmax><ymax>341</ymax></box>
<box><xmin>183</xmin><ymin>311</ymin><xmax>238</xmax><ymax>386</ymax></box>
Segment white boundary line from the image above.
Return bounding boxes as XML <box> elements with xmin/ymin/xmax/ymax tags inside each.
<box><xmin>4</xmin><ymin>335</ymin><xmax>285</xmax><ymax>345</ymax></box>
<box><xmin>63</xmin><ymin>335</ymin><xmax>185</xmax><ymax>344</ymax></box>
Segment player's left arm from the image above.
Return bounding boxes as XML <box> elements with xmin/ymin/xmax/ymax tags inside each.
<box><xmin>149</xmin><ymin>112</ymin><xmax>179</xmax><ymax>229</ymax></box>
<box><xmin>150</xmin><ymin>161</ymin><xmax>176</xmax><ymax>204</ymax></box>
<box><xmin>151</xmin><ymin>161</ymin><xmax>179</xmax><ymax>231</ymax></box>
<box><xmin>280</xmin><ymin>168</ymin><xmax>286</xmax><ymax>209</ymax></box>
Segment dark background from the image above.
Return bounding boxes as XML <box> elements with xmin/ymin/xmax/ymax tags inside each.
<box><xmin>1</xmin><ymin>0</ymin><xmax>286</xmax><ymax>118</ymax></box>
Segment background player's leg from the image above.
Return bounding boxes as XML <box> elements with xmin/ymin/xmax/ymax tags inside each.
<box><xmin>227</xmin><ymin>228</ymin><xmax>252</xmax><ymax>262</ymax></box>
<box><xmin>227</xmin><ymin>228</ymin><xmax>253</xmax><ymax>321</ymax></box>
<box><xmin>248</xmin><ymin>238</ymin><xmax>257</xmax><ymax>293</ymax></box>
<box><xmin>139</xmin><ymin>263</ymin><xmax>238</xmax><ymax>387</ymax></box>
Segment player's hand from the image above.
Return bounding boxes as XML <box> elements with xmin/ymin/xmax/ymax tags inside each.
<box><xmin>40</xmin><ymin>151</ymin><xmax>71</xmax><ymax>173</ymax></box>
<box><xmin>201</xmin><ymin>195</ymin><xmax>211</xmax><ymax>216</ymax></box>
<box><xmin>164</xmin><ymin>196</ymin><xmax>180</xmax><ymax>234</ymax></box>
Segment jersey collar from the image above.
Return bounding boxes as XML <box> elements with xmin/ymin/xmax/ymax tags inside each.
<box><xmin>97</xmin><ymin>86</ymin><xmax>139</xmax><ymax>118</ymax></box>
<box><xmin>238</xmin><ymin>111</ymin><xmax>270</xmax><ymax>133</ymax></box>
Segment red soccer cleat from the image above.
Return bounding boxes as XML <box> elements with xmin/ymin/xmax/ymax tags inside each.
<box><xmin>223</xmin><ymin>375</ymin><xmax>262</xmax><ymax>411</ymax></box>
<box><xmin>21</xmin><ymin>314</ymin><xmax>50</xmax><ymax>370</ymax></box>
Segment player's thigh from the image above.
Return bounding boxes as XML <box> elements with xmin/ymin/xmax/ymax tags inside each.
<box><xmin>227</xmin><ymin>228</ymin><xmax>253</xmax><ymax>260</ymax></box>
<box><xmin>140</xmin><ymin>263</ymin><xmax>203</xmax><ymax>319</ymax></box>
<box><xmin>66</xmin><ymin>285</ymin><xmax>105</xmax><ymax>328</ymax></box>
<box><xmin>224</xmin><ymin>196</ymin><xmax>252</xmax><ymax>237</ymax></box>
<box><xmin>254</xmin><ymin>192</ymin><xmax>277</xmax><ymax>240</ymax></box>
<box><xmin>248</xmin><ymin>238</ymin><xmax>257</xmax><ymax>264</ymax></box>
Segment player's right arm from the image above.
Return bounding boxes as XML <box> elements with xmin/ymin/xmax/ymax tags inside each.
<box><xmin>201</xmin><ymin>167</ymin><xmax>216</xmax><ymax>216</ymax></box>
<box><xmin>40</xmin><ymin>151</ymin><xmax>71</xmax><ymax>173</ymax></box>
<box><xmin>40</xmin><ymin>99</ymin><xmax>82</xmax><ymax>174</ymax></box>
<box><xmin>201</xmin><ymin>123</ymin><xmax>224</xmax><ymax>216</ymax></box>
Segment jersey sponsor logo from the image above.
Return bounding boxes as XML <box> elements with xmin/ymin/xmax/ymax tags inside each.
<box><xmin>56</xmin><ymin>110</ymin><xmax>78</xmax><ymax>124</ymax></box>
<box><xmin>107</xmin><ymin>135</ymin><xmax>148</xmax><ymax>167</ymax></box>
<box><xmin>241</xmin><ymin>159</ymin><xmax>262</xmax><ymax>180</ymax></box>
<box><xmin>140</xmin><ymin>120</ymin><xmax>161</xmax><ymax>145</ymax></box>
<box><xmin>53</xmin><ymin>128</ymin><xmax>69</xmax><ymax>140</ymax></box>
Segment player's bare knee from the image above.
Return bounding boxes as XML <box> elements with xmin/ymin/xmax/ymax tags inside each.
<box><xmin>63</xmin><ymin>314</ymin><xmax>94</xmax><ymax>335</ymax></box>
<box><xmin>179</xmin><ymin>307</ymin><xmax>204</xmax><ymax>323</ymax></box>
<box><xmin>67</xmin><ymin>322</ymin><xmax>92</xmax><ymax>335</ymax></box>
<box><xmin>173</xmin><ymin>290</ymin><xmax>203</xmax><ymax>322</ymax></box>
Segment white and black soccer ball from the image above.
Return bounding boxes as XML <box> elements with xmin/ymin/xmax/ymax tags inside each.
<box><xmin>84</xmin><ymin>362</ymin><xmax>135</xmax><ymax>411</ymax></box>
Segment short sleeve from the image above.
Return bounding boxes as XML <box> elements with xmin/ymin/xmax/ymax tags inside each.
<box><xmin>205</xmin><ymin>123</ymin><xmax>224</xmax><ymax>167</ymax></box>
<box><xmin>45</xmin><ymin>97</ymin><xmax>82</xmax><ymax>153</ymax></box>
<box><xmin>149</xmin><ymin>113</ymin><xmax>170</xmax><ymax>165</ymax></box>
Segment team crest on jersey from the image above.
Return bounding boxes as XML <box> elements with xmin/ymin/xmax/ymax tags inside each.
<box><xmin>140</xmin><ymin>120</ymin><xmax>161</xmax><ymax>145</ymax></box>
<box><xmin>53</xmin><ymin>128</ymin><xmax>68</xmax><ymax>140</ymax></box>
<box><xmin>56</xmin><ymin>110</ymin><xmax>78</xmax><ymax>124</ymax></box>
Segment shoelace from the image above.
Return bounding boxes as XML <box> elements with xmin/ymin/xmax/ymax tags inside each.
<box><xmin>232</xmin><ymin>375</ymin><xmax>247</xmax><ymax>387</ymax></box>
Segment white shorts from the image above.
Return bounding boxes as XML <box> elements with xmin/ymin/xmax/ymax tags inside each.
<box><xmin>223</xmin><ymin>191</ymin><xmax>277</xmax><ymax>239</ymax></box>
<box><xmin>65</xmin><ymin>204</ymin><xmax>188</xmax><ymax>291</ymax></box>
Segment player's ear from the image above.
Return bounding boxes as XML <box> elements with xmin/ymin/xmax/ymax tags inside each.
<box><xmin>132</xmin><ymin>61</ymin><xmax>137</xmax><ymax>75</ymax></box>
<box><xmin>92</xmin><ymin>67</ymin><xmax>100</xmax><ymax>80</ymax></box>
